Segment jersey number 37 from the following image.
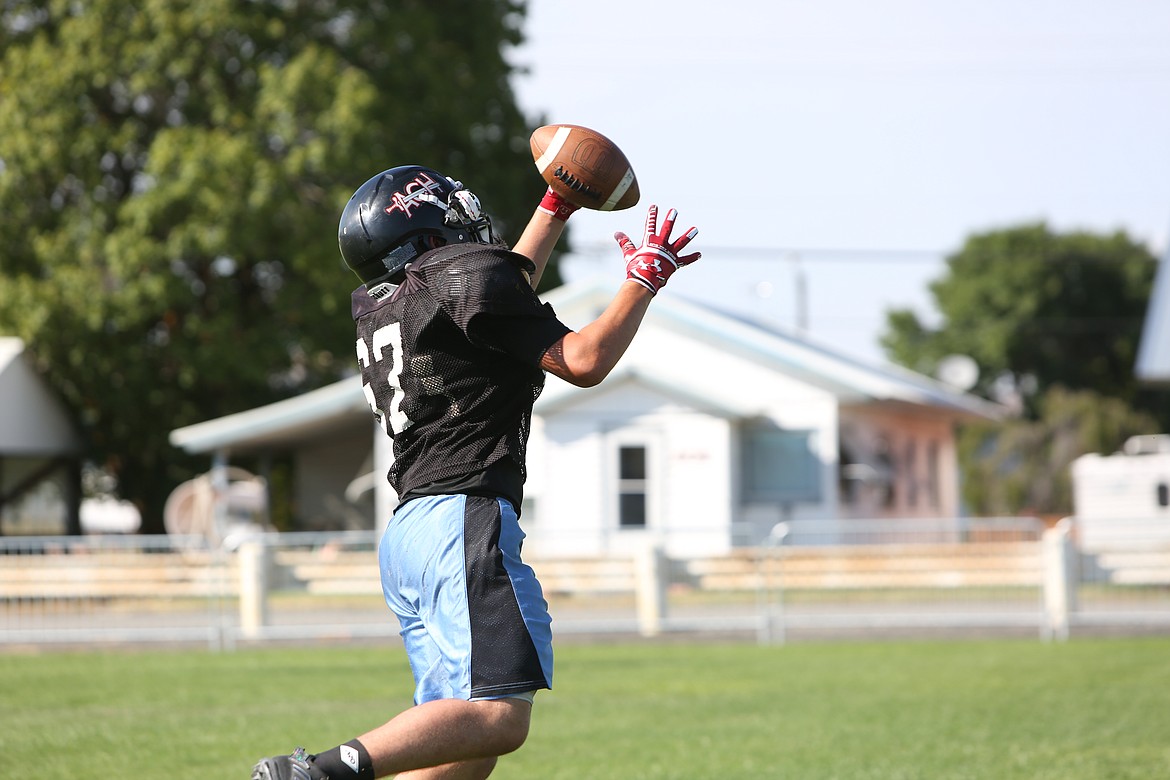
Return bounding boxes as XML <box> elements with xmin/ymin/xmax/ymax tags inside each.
<box><xmin>357</xmin><ymin>323</ymin><xmax>411</xmax><ymax>436</ymax></box>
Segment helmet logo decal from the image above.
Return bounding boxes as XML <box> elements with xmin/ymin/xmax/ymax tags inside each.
<box><xmin>384</xmin><ymin>172</ymin><xmax>447</xmax><ymax>218</ymax></box>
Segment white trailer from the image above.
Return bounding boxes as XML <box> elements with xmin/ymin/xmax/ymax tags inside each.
<box><xmin>1071</xmin><ymin>435</ymin><xmax>1170</xmax><ymax>549</ymax></box>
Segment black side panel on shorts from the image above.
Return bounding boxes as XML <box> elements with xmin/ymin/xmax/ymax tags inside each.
<box><xmin>462</xmin><ymin>496</ymin><xmax>547</xmax><ymax>697</ymax></box>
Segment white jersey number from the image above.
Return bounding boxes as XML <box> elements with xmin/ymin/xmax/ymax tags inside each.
<box><xmin>356</xmin><ymin>322</ymin><xmax>411</xmax><ymax>435</ymax></box>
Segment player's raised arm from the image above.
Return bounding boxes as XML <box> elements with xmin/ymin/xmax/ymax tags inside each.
<box><xmin>510</xmin><ymin>186</ymin><xmax>579</xmax><ymax>290</ymax></box>
<box><xmin>541</xmin><ymin>204</ymin><xmax>701</xmax><ymax>387</ymax></box>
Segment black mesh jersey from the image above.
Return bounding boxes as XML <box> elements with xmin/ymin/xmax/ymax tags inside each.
<box><xmin>352</xmin><ymin>243</ymin><xmax>571</xmax><ymax>511</ymax></box>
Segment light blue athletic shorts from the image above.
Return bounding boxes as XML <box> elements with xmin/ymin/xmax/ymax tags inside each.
<box><xmin>378</xmin><ymin>494</ymin><xmax>553</xmax><ymax>705</ymax></box>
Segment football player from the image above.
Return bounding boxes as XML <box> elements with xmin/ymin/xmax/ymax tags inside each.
<box><xmin>252</xmin><ymin>166</ymin><xmax>700</xmax><ymax>780</ymax></box>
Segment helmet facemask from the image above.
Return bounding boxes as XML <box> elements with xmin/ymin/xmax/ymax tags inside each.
<box><xmin>445</xmin><ymin>187</ymin><xmax>495</xmax><ymax>245</ymax></box>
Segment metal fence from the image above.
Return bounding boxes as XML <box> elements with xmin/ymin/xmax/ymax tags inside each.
<box><xmin>2</xmin><ymin>517</ymin><xmax>1168</xmax><ymax>649</ymax></box>
<box><xmin>1069</xmin><ymin>517</ymin><xmax>1170</xmax><ymax>634</ymax></box>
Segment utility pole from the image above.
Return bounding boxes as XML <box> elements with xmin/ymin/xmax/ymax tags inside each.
<box><xmin>790</xmin><ymin>252</ymin><xmax>808</xmax><ymax>335</ymax></box>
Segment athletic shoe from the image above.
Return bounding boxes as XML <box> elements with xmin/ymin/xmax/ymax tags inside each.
<box><xmin>251</xmin><ymin>747</ymin><xmax>327</xmax><ymax>780</ymax></box>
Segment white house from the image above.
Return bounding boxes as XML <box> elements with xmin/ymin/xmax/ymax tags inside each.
<box><xmin>0</xmin><ymin>337</ymin><xmax>83</xmax><ymax>535</ymax></box>
<box><xmin>170</xmin><ymin>278</ymin><xmax>1001</xmax><ymax>554</ymax></box>
<box><xmin>523</xmin><ymin>279</ymin><xmax>1000</xmax><ymax>557</ymax></box>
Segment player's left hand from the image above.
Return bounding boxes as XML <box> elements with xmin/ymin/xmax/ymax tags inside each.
<box><xmin>537</xmin><ymin>185</ymin><xmax>580</xmax><ymax>222</ymax></box>
<box><xmin>615</xmin><ymin>205</ymin><xmax>700</xmax><ymax>294</ymax></box>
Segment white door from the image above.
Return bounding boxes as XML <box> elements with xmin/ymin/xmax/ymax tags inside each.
<box><xmin>604</xmin><ymin>428</ymin><xmax>664</xmax><ymax>549</ymax></box>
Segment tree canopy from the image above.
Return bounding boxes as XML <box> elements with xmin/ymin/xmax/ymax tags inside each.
<box><xmin>882</xmin><ymin>223</ymin><xmax>1156</xmax><ymax>410</ymax></box>
<box><xmin>881</xmin><ymin>222</ymin><xmax>1166</xmax><ymax>515</ymax></box>
<box><xmin>0</xmin><ymin>0</ymin><xmax>548</xmax><ymax>530</ymax></box>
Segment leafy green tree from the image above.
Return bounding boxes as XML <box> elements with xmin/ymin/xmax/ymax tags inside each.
<box><xmin>0</xmin><ymin>0</ymin><xmax>547</xmax><ymax>531</ymax></box>
<box><xmin>882</xmin><ymin>222</ymin><xmax>1168</xmax><ymax>515</ymax></box>
<box><xmin>883</xmin><ymin>223</ymin><xmax>1157</xmax><ymax>412</ymax></box>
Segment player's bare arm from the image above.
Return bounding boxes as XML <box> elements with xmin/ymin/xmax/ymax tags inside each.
<box><xmin>541</xmin><ymin>204</ymin><xmax>701</xmax><ymax>387</ymax></box>
<box><xmin>541</xmin><ymin>282</ymin><xmax>652</xmax><ymax>386</ymax></box>
<box><xmin>510</xmin><ymin>188</ymin><xmax>575</xmax><ymax>290</ymax></box>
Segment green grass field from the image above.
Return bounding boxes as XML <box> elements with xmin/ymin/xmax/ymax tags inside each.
<box><xmin>3</xmin><ymin>637</ymin><xmax>1168</xmax><ymax>779</ymax></box>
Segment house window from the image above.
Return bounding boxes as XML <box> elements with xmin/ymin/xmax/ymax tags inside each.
<box><xmin>926</xmin><ymin>440</ymin><xmax>941</xmax><ymax>509</ymax></box>
<box><xmin>618</xmin><ymin>445</ymin><xmax>647</xmax><ymax>528</ymax></box>
<box><xmin>740</xmin><ymin>422</ymin><xmax>820</xmax><ymax>504</ymax></box>
<box><xmin>905</xmin><ymin>440</ymin><xmax>918</xmax><ymax>508</ymax></box>
<box><xmin>838</xmin><ymin>438</ymin><xmax>861</xmax><ymax>506</ymax></box>
<box><xmin>875</xmin><ymin>436</ymin><xmax>896</xmax><ymax>508</ymax></box>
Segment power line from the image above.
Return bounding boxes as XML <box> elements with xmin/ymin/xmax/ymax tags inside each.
<box><xmin>565</xmin><ymin>241</ymin><xmax>1163</xmax><ymax>263</ymax></box>
<box><xmin>566</xmin><ymin>241</ymin><xmax>947</xmax><ymax>259</ymax></box>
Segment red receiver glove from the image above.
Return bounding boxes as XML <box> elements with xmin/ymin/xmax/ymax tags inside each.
<box><xmin>537</xmin><ymin>185</ymin><xmax>580</xmax><ymax>222</ymax></box>
<box><xmin>615</xmin><ymin>205</ymin><xmax>700</xmax><ymax>294</ymax></box>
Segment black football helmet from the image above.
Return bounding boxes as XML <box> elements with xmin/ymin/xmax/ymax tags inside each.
<box><xmin>338</xmin><ymin>165</ymin><xmax>495</xmax><ymax>299</ymax></box>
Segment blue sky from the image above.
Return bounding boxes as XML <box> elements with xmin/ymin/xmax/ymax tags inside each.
<box><xmin>510</xmin><ymin>0</ymin><xmax>1170</xmax><ymax>364</ymax></box>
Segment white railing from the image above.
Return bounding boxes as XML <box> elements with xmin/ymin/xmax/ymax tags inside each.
<box><xmin>1067</xmin><ymin>516</ymin><xmax>1170</xmax><ymax>634</ymax></box>
<box><xmin>1</xmin><ymin>517</ymin><xmax>1167</xmax><ymax>648</ymax></box>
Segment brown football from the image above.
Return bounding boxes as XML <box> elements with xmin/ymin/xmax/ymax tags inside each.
<box><xmin>530</xmin><ymin>124</ymin><xmax>640</xmax><ymax>211</ymax></box>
